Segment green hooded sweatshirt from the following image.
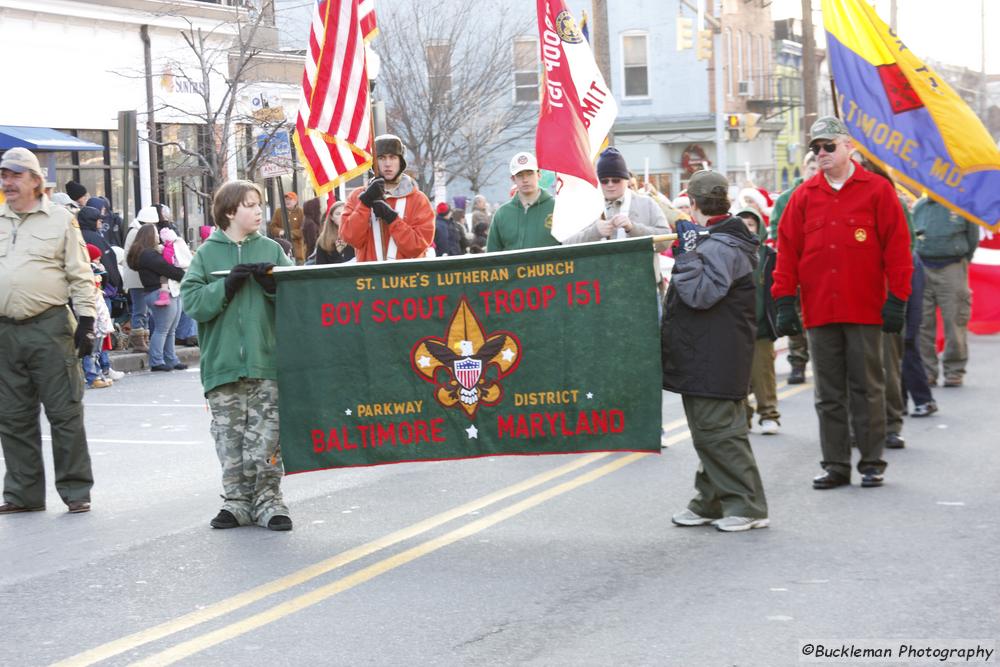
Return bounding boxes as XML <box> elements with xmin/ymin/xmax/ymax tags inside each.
<box><xmin>485</xmin><ymin>189</ymin><xmax>560</xmax><ymax>252</ymax></box>
<box><xmin>180</xmin><ymin>229</ymin><xmax>294</xmax><ymax>395</ymax></box>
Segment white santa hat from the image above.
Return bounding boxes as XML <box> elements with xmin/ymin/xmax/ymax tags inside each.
<box><xmin>672</xmin><ymin>195</ymin><xmax>691</xmax><ymax>209</ymax></box>
<box><xmin>738</xmin><ymin>187</ymin><xmax>772</xmax><ymax>217</ymax></box>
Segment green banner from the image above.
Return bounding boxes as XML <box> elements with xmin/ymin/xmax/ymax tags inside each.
<box><xmin>275</xmin><ymin>239</ymin><xmax>662</xmax><ymax>472</ymax></box>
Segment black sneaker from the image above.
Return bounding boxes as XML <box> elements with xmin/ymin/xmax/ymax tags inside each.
<box><xmin>885</xmin><ymin>432</ymin><xmax>905</xmax><ymax>449</ymax></box>
<box><xmin>267</xmin><ymin>515</ymin><xmax>293</xmax><ymax>532</ymax></box>
<box><xmin>150</xmin><ymin>365</ymin><xmax>173</xmax><ymax>372</ymax></box>
<box><xmin>172</xmin><ymin>363</ymin><xmax>189</xmax><ymax>371</ymax></box>
<box><xmin>210</xmin><ymin>509</ymin><xmax>239</xmax><ymax>529</ymax></box>
<box><xmin>788</xmin><ymin>366</ymin><xmax>806</xmax><ymax>385</ymax></box>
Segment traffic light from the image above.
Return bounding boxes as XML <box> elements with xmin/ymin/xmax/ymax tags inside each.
<box><xmin>727</xmin><ymin>113</ymin><xmax>741</xmax><ymax>141</ymax></box>
<box><xmin>676</xmin><ymin>16</ymin><xmax>694</xmax><ymax>51</ymax></box>
<box><xmin>696</xmin><ymin>29</ymin><xmax>713</xmax><ymax>61</ymax></box>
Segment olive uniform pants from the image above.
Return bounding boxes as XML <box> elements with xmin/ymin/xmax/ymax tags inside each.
<box><xmin>883</xmin><ymin>332</ymin><xmax>905</xmax><ymax>434</ymax></box>
<box><xmin>919</xmin><ymin>259</ymin><xmax>971</xmax><ymax>383</ymax></box>
<box><xmin>808</xmin><ymin>324</ymin><xmax>887</xmax><ymax>478</ymax></box>
<box><xmin>748</xmin><ymin>338</ymin><xmax>780</xmax><ymax>424</ymax></box>
<box><xmin>787</xmin><ymin>299</ymin><xmax>809</xmax><ymax>370</ymax></box>
<box><xmin>0</xmin><ymin>307</ymin><xmax>93</xmax><ymax>508</ymax></box>
<box><xmin>683</xmin><ymin>395</ymin><xmax>768</xmax><ymax>520</ymax></box>
<box><xmin>207</xmin><ymin>378</ymin><xmax>289</xmax><ymax>527</ymax></box>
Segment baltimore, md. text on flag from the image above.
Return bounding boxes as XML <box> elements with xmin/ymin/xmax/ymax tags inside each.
<box><xmin>294</xmin><ymin>0</ymin><xmax>377</xmax><ymax>194</ymax></box>
<box><xmin>535</xmin><ymin>0</ymin><xmax>618</xmax><ymax>242</ymax></box>
<box><xmin>823</xmin><ymin>0</ymin><xmax>1000</xmax><ymax>231</ymax></box>
<box><xmin>273</xmin><ymin>240</ymin><xmax>662</xmax><ymax>472</ymax></box>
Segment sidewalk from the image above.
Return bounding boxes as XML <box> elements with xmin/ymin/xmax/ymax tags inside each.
<box><xmin>108</xmin><ymin>344</ymin><xmax>201</xmax><ymax>373</ymax></box>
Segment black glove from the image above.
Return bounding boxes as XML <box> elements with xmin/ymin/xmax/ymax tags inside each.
<box><xmin>224</xmin><ymin>263</ymin><xmax>255</xmax><ymax>302</ymax></box>
<box><xmin>775</xmin><ymin>296</ymin><xmax>803</xmax><ymax>337</ymax></box>
<box><xmin>250</xmin><ymin>262</ymin><xmax>277</xmax><ymax>295</ymax></box>
<box><xmin>371</xmin><ymin>200</ymin><xmax>398</xmax><ymax>223</ymax></box>
<box><xmin>672</xmin><ymin>219</ymin><xmax>703</xmax><ymax>256</ymax></box>
<box><xmin>358</xmin><ymin>178</ymin><xmax>385</xmax><ymax>207</ymax></box>
<box><xmin>74</xmin><ymin>316</ymin><xmax>95</xmax><ymax>358</ymax></box>
<box><xmin>881</xmin><ymin>293</ymin><xmax>906</xmax><ymax>334</ymax></box>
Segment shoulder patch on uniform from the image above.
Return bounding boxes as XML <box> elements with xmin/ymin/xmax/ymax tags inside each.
<box><xmin>544</xmin><ymin>214</ymin><xmax>553</xmax><ymax>230</ymax></box>
<box><xmin>71</xmin><ymin>217</ymin><xmax>80</xmax><ymax>229</ymax></box>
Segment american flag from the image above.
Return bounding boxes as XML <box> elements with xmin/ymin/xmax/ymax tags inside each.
<box><xmin>294</xmin><ymin>0</ymin><xmax>378</xmax><ymax>193</ymax></box>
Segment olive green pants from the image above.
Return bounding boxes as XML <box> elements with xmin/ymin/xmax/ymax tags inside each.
<box><xmin>808</xmin><ymin>324</ymin><xmax>887</xmax><ymax>478</ymax></box>
<box><xmin>0</xmin><ymin>307</ymin><xmax>93</xmax><ymax>508</ymax></box>
<box><xmin>748</xmin><ymin>338</ymin><xmax>780</xmax><ymax>424</ymax></box>
<box><xmin>883</xmin><ymin>332</ymin><xmax>905</xmax><ymax>434</ymax></box>
<box><xmin>683</xmin><ymin>395</ymin><xmax>768</xmax><ymax>520</ymax></box>
<box><xmin>919</xmin><ymin>259</ymin><xmax>971</xmax><ymax>383</ymax></box>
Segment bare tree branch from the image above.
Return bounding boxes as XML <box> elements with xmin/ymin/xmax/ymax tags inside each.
<box><xmin>377</xmin><ymin>0</ymin><xmax>535</xmax><ymax>196</ymax></box>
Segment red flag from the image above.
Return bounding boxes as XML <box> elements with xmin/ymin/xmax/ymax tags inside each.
<box><xmin>534</xmin><ymin>0</ymin><xmax>617</xmax><ymax>241</ymax></box>
<box><xmin>294</xmin><ymin>0</ymin><xmax>378</xmax><ymax>194</ymax></box>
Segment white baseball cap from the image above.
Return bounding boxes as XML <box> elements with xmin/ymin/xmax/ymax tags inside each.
<box><xmin>509</xmin><ymin>151</ymin><xmax>538</xmax><ymax>176</ymax></box>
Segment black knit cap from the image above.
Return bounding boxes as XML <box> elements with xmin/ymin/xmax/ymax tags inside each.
<box><xmin>65</xmin><ymin>180</ymin><xmax>88</xmax><ymax>201</ymax></box>
<box><xmin>596</xmin><ymin>147</ymin><xmax>629</xmax><ymax>180</ymax></box>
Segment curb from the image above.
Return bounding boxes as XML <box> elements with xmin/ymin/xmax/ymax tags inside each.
<box><xmin>109</xmin><ymin>346</ymin><xmax>201</xmax><ymax>373</ymax></box>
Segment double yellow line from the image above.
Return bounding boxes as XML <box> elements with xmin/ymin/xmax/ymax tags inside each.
<box><xmin>55</xmin><ymin>380</ymin><xmax>811</xmax><ymax>666</ymax></box>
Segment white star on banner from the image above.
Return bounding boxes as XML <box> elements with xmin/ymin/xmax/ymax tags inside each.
<box><xmin>466</xmin><ymin>424</ymin><xmax>479</xmax><ymax>439</ymax></box>
<box><xmin>586</xmin><ymin>392</ymin><xmax>593</xmax><ymax>399</ymax></box>
<box><xmin>344</xmin><ymin>408</ymin><xmax>352</xmax><ymax>416</ymax></box>
<box><xmin>501</xmin><ymin>348</ymin><xmax>515</xmax><ymax>362</ymax></box>
<box><xmin>418</xmin><ymin>355</ymin><xmax>431</xmax><ymax>368</ymax></box>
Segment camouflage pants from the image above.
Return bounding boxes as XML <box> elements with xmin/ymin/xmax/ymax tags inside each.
<box><xmin>207</xmin><ymin>378</ymin><xmax>288</xmax><ymax>526</ymax></box>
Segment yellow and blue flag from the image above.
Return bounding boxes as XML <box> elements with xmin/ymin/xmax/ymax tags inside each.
<box><xmin>823</xmin><ymin>0</ymin><xmax>1000</xmax><ymax>231</ymax></box>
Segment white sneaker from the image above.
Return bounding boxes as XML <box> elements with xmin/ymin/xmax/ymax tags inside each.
<box><xmin>671</xmin><ymin>509</ymin><xmax>715</xmax><ymax>527</ymax></box>
<box><xmin>660</xmin><ymin>427</ymin><xmax>669</xmax><ymax>449</ymax></box>
<box><xmin>105</xmin><ymin>368</ymin><xmax>125</xmax><ymax>381</ymax></box>
<box><xmin>713</xmin><ymin>516</ymin><xmax>770</xmax><ymax>532</ymax></box>
<box><xmin>759</xmin><ymin>419</ymin><xmax>780</xmax><ymax>435</ymax></box>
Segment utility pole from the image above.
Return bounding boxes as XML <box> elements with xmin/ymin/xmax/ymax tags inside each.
<box><xmin>981</xmin><ymin>0</ymin><xmax>988</xmax><ymax>119</ymax></box>
<box><xmin>890</xmin><ymin>0</ymin><xmax>897</xmax><ymax>31</ymax></box>
<box><xmin>800</xmin><ymin>0</ymin><xmax>818</xmax><ymax>145</ymax></box>
<box><xmin>712</xmin><ymin>0</ymin><xmax>726</xmax><ymax>180</ymax></box>
<box><xmin>591</xmin><ymin>0</ymin><xmax>613</xmax><ymax>142</ymax></box>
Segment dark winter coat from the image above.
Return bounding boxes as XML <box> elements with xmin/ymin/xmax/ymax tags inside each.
<box><xmin>661</xmin><ymin>216</ymin><xmax>759</xmax><ymax>400</ymax></box>
<box><xmin>77</xmin><ymin>206</ymin><xmax>123</xmax><ymax>290</ymax></box>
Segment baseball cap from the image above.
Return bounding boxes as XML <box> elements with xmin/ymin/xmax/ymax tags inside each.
<box><xmin>509</xmin><ymin>152</ymin><xmax>538</xmax><ymax>176</ymax></box>
<box><xmin>810</xmin><ymin>116</ymin><xmax>850</xmax><ymax>142</ymax></box>
<box><xmin>686</xmin><ymin>169</ymin><xmax>729</xmax><ymax>199</ymax></box>
<box><xmin>1</xmin><ymin>147</ymin><xmax>43</xmax><ymax>178</ymax></box>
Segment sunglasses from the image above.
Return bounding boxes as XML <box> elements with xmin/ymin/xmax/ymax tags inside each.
<box><xmin>810</xmin><ymin>142</ymin><xmax>839</xmax><ymax>155</ymax></box>
<box><xmin>600</xmin><ymin>178</ymin><xmax>623</xmax><ymax>185</ymax></box>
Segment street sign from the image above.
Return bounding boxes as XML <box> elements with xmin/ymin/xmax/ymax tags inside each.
<box><xmin>256</xmin><ymin>130</ymin><xmax>293</xmax><ymax>179</ymax></box>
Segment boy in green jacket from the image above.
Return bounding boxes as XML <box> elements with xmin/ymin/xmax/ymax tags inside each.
<box><xmin>181</xmin><ymin>181</ymin><xmax>295</xmax><ymax>531</ymax></box>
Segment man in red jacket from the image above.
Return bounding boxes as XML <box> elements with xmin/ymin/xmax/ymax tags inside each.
<box><xmin>341</xmin><ymin>134</ymin><xmax>434</xmax><ymax>262</ymax></box>
<box><xmin>772</xmin><ymin>116</ymin><xmax>912</xmax><ymax>490</ymax></box>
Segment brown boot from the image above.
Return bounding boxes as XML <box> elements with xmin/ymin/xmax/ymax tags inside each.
<box><xmin>130</xmin><ymin>328</ymin><xmax>149</xmax><ymax>353</ymax></box>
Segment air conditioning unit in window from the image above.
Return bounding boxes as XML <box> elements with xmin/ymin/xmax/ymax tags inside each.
<box><xmin>738</xmin><ymin>80</ymin><xmax>754</xmax><ymax>96</ymax></box>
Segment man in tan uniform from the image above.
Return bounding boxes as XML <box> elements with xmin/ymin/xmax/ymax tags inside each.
<box><xmin>0</xmin><ymin>147</ymin><xmax>96</xmax><ymax>514</ymax></box>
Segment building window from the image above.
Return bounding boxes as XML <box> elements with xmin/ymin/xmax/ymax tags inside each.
<box><xmin>725</xmin><ymin>28</ymin><xmax>733</xmax><ymax>97</ymax></box>
<box><xmin>425</xmin><ymin>39</ymin><xmax>452</xmax><ymax>106</ymax></box>
<box><xmin>621</xmin><ymin>32</ymin><xmax>649</xmax><ymax>98</ymax></box>
<box><xmin>736</xmin><ymin>30</ymin><xmax>743</xmax><ymax>84</ymax></box>
<box><xmin>513</xmin><ymin>37</ymin><xmax>539</xmax><ymax>103</ymax></box>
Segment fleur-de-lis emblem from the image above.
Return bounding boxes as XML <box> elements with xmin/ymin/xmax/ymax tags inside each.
<box><xmin>411</xmin><ymin>298</ymin><xmax>521</xmax><ymax>419</ymax></box>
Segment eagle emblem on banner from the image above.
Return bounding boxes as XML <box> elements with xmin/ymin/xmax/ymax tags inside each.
<box><xmin>410</xmin><ymin>298</ymin><xmax>522</xmax><ymax>418</ymax></box>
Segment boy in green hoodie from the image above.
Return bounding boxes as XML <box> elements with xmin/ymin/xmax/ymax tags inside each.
<box><xmin>181</xmin><ymin>181</ymin><xmax>294</xmax><ymax>531</ymax></box>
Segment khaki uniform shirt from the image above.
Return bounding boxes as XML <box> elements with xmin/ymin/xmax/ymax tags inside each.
<box><xmin>0</xmin><ymin>195</ymin><xmax>96</xmax><ymax>320</ymax></box>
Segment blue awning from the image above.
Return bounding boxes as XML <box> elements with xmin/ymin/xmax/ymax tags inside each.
<box><xmin>0</xmin><ymin>125</ymin><xmax>104</xmax><ymax>151</ymax></box>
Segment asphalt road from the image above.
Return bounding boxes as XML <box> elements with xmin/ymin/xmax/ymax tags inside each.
<box><xmin>1</xmin><ymin>336</ymin><xmax>998</xmax><ymax>666</ymax></box>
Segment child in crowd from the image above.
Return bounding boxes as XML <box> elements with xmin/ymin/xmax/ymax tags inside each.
<box><xmin>180</xmin><ymin>180</ymin><xmax>295</xmax><ymax>532</ymax></box>
<box><xmin>737</xmin><ymin>207</ymin><xmax>781</xmax><ymax>435</ymax></box>
<box><xmin>82</xmin><ymin>264</ymin><xmax>122</xmax><ymax>388</ymax></box>
<box><xmin>155</xmin><ymin>227</ymin><xmax>191</xmax><ymax>306</ymax></box>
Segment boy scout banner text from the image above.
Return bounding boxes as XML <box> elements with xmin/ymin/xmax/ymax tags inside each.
<box><xmin>275</xmin><ymin>239</ymin><xmax>661</xmax><ymax>472</ymax></box>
